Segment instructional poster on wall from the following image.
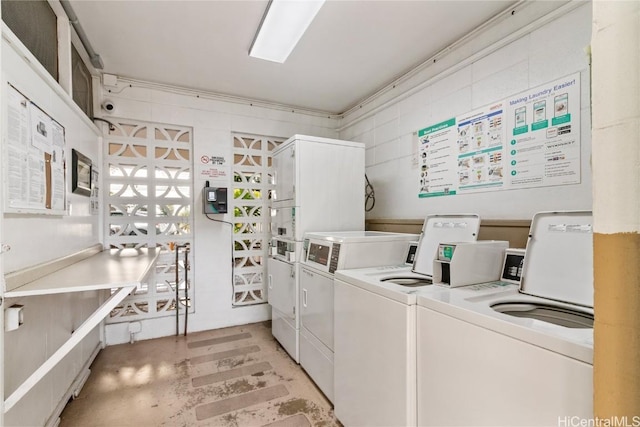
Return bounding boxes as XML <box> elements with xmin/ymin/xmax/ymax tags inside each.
<box><xmin>417</xmin><ymin>73</ymin><xmax>580</xmax><ymax>198</ymax></box>
<box><xmin>505</xmin><ymin>73</ymin><xmax>581</xmax><ymax>188</ymax></box>
<box><xmin>5</xmin><ymin>84</ymin><xmax>66</xmax><ymax>214</ymax></box>
<box><xmin>418</xmin><ymin>118</ymin><xmax>457</xmax><ymax>197</ymax></box>
<box><xmin>456</xmin><ymin>102</ymin><xmax>506</xmax><ymax>193</ymax></box>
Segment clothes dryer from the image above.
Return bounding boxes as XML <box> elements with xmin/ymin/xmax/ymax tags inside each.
<box><xmin>298</xmin><ymin>230</ymin><xmax>418</xmax><ymax>402</ymax></box>
<box><xmin>268</xmin><ymin>135</ymin><xmax>365</xmax><ymax>363</ymax></box>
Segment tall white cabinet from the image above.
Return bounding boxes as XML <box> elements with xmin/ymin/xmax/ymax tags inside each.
<box><xmin>267</xmin><ymin>135</ymin><xmax>364</xmax><ymax>362</ymax></box>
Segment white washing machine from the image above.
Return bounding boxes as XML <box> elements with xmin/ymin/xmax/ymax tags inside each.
<box><xmin>416</xmin><ymin>211</ymin><xmax>594</xmax><ymax>426</ymax></box>
<box><xmin>375</xmin><ymin>214</ymin><xmax>481</xmax><ymax>287</ymax></box>
<box><xmin>333</xmin><ymin>214</ymin><xmax>509</xmax><ymax>427</ymax></box>
<box><xmin>299</xmin><ymin>230</ymin><xmax>419</xmax><ymax>403</ymax></box>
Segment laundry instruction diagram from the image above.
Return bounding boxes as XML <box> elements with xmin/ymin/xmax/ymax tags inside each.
<box><xmin>417</xmin><ymin>72</ymin><xmax>581</xmax><ymax>198</ymax></box>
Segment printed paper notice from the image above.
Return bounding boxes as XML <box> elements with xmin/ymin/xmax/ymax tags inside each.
<box><xmin>28</xmin><ymin>152</ymin><xmax>46</xmax><ymax>206</ymax></box>
<box><xmin>418</xmin><ymin>118</ymin><xmax>457</xmax><ymax>198</ymax></box>
<box><xmin>90</xmin><ymin>169</ymin><xmax>100</xmax><ymax>215</ymax></box>
<box><xmin>7</xmin><ymin>86</ymin><xmax>31</xmax><ymax>208</ymax></box>
<box><xmin>505</xmin><ymin>73</ymin><xmax>581</xmax><ymax>188</ymax></box>
<box><xmin>30</xmin><ymin>102</ymin><xmax>53</xmax><ymax>153</ymax></box>
<box><xmin>5</xmin><ymin>84</ymin><xmax>67</xmax><ymax>213</ymax></box>
<box><xmin>50</xmin><ymin>120</ymin><xmax>66</xmax><ymax>211</ymax></box>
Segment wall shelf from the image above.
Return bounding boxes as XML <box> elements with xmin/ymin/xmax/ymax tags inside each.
<box><xmin>3</xmin><ymin>247</ymin><xmax>160</xmax><ymax>414</ymax></box>
<box><xmin>5</xmin><ymin>248</ymin><xmax>159</xmax><ymax>298</ymax></box>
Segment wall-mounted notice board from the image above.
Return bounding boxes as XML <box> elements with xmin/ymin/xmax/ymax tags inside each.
<box><xmin>5</xmin><ymin>83</ymin><xmax>66</xmax><ymax>214</ymax></box>
<box><xmin>417</xmin><ymin>72</ymin><xmax>581</xmax><ymax>198</ymax></box>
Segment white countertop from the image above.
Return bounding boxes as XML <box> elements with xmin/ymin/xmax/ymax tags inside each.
<box><xmin>5</xmin><ymin>248</ymin><xmax>160</xmax><ymax>298</ymax></box>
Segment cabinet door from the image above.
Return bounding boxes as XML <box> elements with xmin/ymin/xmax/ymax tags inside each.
<box><xmin>300</xmin><ymin>267</ymin><xmax>334</xmax><ymax>351</ymax></box>
<box><xmin>273</xmin><ymin>144</ymin><xmax>295</xmax><ymax>202</ymax></box>
<box><xmin>267</xmin><ymin>257</ymin><xmax>296</xmax><ymax>319</ymax></box>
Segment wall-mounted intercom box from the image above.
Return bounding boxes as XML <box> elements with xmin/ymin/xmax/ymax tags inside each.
<box><xmin>203</xmin><ymin>187</ymin><xmax>228</xmax><ymax>214</ymax></box>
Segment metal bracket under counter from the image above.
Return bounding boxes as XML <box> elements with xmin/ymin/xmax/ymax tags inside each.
<box><xmin>3</xmin><ymin>247</ymin><xmax>160</xmax><ymax>413</ymax></box>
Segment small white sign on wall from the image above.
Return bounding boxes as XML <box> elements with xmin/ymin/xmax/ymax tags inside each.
<box><xmin>197</xmin><ymin>153</ymin><xmax>230</xmax><ymax>185</ymax></box>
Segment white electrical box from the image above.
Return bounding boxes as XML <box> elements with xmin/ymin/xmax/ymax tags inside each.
<box><xmin>5</xmin><ymin>304</ymin><xmax>24</xmax><ymax>331</ymax></box>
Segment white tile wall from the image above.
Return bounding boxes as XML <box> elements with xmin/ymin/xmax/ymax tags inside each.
<box><xmin>423</xmin><ymin>67</ymin><xmax>472</xmax><ymax>105</ymax></box>
<box><xmin>365</xmin><ymin>147</ymin><xmax>376</xmax><ymax>168</ymax></box>
<box><xmin>430</xmin><ymin>87</ymin><xmax>473</xmax><ymax>124</ymax></box>
<box><xmin>374</xmin><ymin>137</ymin><xmax>413</xmax><ymax>165</ymax></box>
<box><xmin>339</xmin><ymin>2</ymin><xmax>593</xmax><ymax>221</ymax></box>
<box><xmin>471</xmin><ymin>37</ymin><xmax>529</xmax><ymax>83</ymax></box>
<box><xmin>374</xmin><ymin>103</ymin><xmax>399</xmax><ymax>127</ymax></box>
<box><xmin>374</xmin><ymin>118</ymin><xmax>400</xmax><ymax>145</ymax></box>
<box><xmin>341</xmin><ymin>115</ymin><xmax>374</xmax><ymax>142</ymax></box>
<box><xmin>471</xmin><ymin>59</ymin><xmax>529</xmax><ymax>108</ymax></box>
<box><xmin>398</xmin><ymin>90</ymin><xmax>426</xmax><ymax>117</ymax></box>
<box><xmin>398</xmin><ymin>105</ymin><xmax>431</xmax><ymax>136</ymax></box>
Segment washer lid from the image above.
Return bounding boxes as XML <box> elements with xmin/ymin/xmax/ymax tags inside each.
<box><xmin>520</xmin><ymin>211</ymin><xmax>593</xmax><ymax>308</ymax></box>
<box><xmin>412</xmin><ymin>214</ymin><xmax>481</xmax><ymax>277</ymax></box>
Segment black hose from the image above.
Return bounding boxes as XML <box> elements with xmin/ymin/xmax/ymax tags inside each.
<box><xmin>365</xmin><ymin>174</ymin><xmax>375</xmax><ymax>212</ymax></box>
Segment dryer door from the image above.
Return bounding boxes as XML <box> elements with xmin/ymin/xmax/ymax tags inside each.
<box><xmin>268</xmin><ymin>257</ymin><xmax>296</xmax><ymax>320</ymax></box>
<box><xmin>300</xmin><ymin>266</ymin><xmax>334</xmax><ymax>351</ymax></box>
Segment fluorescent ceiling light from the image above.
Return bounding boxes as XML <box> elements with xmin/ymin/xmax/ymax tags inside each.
<box><xmin>250</xmin><ymin>0</ymin><xmax>326</xmax><ymax>63</ymax></box>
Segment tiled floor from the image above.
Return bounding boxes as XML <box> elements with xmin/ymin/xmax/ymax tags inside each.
<box><xmin>59</xmin><ymin>321</ymin><xmax>341</xmax><ymax>427</ymax></box>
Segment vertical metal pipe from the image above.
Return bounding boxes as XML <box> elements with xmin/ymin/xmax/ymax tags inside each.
<box><xmin>175</xmin><ymin>244</ymin><xmax>179</xmax><ymax>336</ymax></box>
<box><xmin>184</xmin><ymin>244</ymin><xmax>189</xmax><ymax>336</ymax></box>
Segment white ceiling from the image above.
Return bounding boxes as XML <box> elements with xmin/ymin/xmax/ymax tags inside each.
<box><xmin>70</xmin><ymin>0</ymin><xmax>517</xmax><ymax>114</ymax></box>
